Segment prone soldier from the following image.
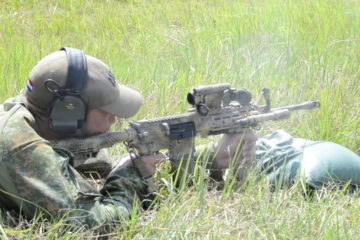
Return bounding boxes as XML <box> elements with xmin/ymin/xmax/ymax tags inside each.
<box><xmin>0</xmin><ymin>48</ymin><xmax>256</xmax><ymax>232</ymax></box>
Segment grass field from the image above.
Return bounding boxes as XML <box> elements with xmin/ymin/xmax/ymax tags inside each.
<box><xmin>0</xmin><ymin>0</ymin><xmax>359</xmax><ymax>239</ymax></box>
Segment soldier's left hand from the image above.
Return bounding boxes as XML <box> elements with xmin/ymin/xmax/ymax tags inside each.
<box><xmin>211</xmin><ymin>129</ymin><xmax>258</xmax><ymax>170</ymax></box>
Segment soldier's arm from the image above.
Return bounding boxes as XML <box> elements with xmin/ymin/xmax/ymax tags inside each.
<box><xmin>0</xmin><ymin>106</ymin><xmax>149</xmax><ymax>231</ymax></box>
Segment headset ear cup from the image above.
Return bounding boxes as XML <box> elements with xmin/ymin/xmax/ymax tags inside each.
<box><xmin>50</xmin><ymin>96</ymin><xmax>86</xmax><ymax>132</ymax></box>
<box><xmin>48</xmin><ymin>48</ymin><xmax>88</xmax><ymax>133</ymax></box>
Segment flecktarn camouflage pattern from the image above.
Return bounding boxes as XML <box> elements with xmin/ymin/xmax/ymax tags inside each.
<box><xmin>0</xmin><ymin>97</ymin><xmax>149</xmax><ymax>232</ymax></box>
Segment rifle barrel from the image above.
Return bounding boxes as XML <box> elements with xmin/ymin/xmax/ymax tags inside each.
<box><xmin>274</xmin><ymin>101</ymin><xmax>320</xmax><ymax>112</ymax></box>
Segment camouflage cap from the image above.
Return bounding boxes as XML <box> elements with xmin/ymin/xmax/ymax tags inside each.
<box><xmin>26</xmin><ymin>50</ymin><xmax>142</xmax><ymax>118</ymax></box>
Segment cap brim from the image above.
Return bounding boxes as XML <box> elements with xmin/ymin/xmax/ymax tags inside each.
<box><xmin>100</xmin><ymin>84</ymin><xmax>143</xmax><ymax>118</ymax></box>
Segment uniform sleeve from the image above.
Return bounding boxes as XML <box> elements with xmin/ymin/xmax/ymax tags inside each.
<box><xmin>0</xmin><ymin>105</ymin><xmax>148</xmax><ymax>231</ymax></box>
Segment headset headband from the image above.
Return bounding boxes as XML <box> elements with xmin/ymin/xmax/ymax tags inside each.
<box><xmin>60</xmin><ymin>47</ymin><xmax>88</xmax><ymax>92</ymax></box>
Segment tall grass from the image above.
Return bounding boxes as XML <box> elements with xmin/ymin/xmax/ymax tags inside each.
<box><xmin>0</xmin><ymin>0</ymin><xmax>359</xmax><ymax>238</ymax></box>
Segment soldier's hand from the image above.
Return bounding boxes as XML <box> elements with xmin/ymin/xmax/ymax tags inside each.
<box><xmin>110</xmin><ymin>153</ymin><xmax>166</xmax><ymax>179</ymax></box>
<box><xmin>140</xmin><ymin>153</ymin><xmax>167</xmax><ymax>177</ymax></box>
<box><xmin>212</xmin><ymin>129</ymin><xmax>258</xmax><ymax>170</ymax></box>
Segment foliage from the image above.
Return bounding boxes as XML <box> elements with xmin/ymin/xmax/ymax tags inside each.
<box><xmin>0</xmin><ymin>0</ymin><xmax>359</xmax><ymax>238</ymax></box>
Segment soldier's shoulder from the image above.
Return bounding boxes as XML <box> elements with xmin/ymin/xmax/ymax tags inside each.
<box><xmin>1</xmin><ymin>97</ymin><xmax>35</xmax><ymax>129</ymax></box>
<box><xmin>0</xmin><ymin>97</ymin><xmax>42</xmax><ymax>153</ymax></box>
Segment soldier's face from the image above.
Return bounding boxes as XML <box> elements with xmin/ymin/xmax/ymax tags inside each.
<box><xmin>84</xmin><ymin>108</ymin><xmax>117</xmax><ymax>135</ymax></box>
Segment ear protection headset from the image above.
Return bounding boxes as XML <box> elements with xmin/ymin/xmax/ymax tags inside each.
<box><xmin>46</xmin><ymin>47</ymin><xmax>88</xmax><ymax>133</ymax></box>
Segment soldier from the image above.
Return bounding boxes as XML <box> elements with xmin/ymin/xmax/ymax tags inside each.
<box><xmin>0</xmin><ymin>48</ymin><xmax>257</xmax><ymax>232</ymax></box>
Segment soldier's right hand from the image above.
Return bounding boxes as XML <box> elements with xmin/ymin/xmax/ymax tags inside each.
<box><xmin>110</xmin><ymin>153</ymin><xmax>166</xmax><ymax>179</ymax></box>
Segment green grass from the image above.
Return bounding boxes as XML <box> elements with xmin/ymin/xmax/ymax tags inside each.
<box><xmin>0</xmin><ymin>0</ymin><xmax>359</xmax><ymax>239</ymax></box>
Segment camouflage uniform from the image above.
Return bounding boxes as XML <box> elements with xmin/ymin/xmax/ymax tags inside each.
<box><xmin>0</xmin><ymin>98</ymin><xmax>149</xmax><ymax>231</ymax></box>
